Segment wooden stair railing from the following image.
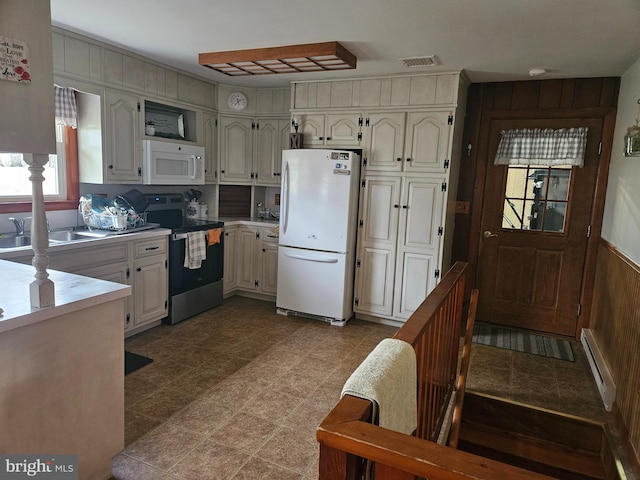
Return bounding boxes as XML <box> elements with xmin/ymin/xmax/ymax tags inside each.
<box><xmin>448</xmin><ymin>288</ymin><xmax>478</xmax><ymax>449</ymax></box>
<box><xmin>317</xmin><ymin>262</ymin><xmax>557</xmax><ymax>480</ymax></box>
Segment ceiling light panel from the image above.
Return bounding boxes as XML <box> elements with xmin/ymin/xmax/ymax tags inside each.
<box><xmin>199</xmin><ymin>42</ymin><xmax>357</xmax><ymax>76</ymax></box>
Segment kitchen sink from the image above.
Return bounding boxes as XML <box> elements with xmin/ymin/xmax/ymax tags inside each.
<box><xmin>48</xmin><ymin>230</ymin><xmax>89</xmax><ymax>242</ymax></box>
<box><xmin>0</xmin><ymin>235</ymin><xmax>31</xmax><ymax>248</ymax></box>
<box><xmin>0</xmin><ymin>229</ymin><xmax>103</xmax><ymax>249</ymax></box>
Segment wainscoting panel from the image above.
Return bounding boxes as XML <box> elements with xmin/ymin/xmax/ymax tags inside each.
<box><xmin>591</xmin><ymin>241</ymin><xmax>640</xmax><ymax>462</ymax></box>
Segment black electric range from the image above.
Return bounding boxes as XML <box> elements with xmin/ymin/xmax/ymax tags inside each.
<box><xmin>144</xmin><ymin>193</ymin><xmax>224</xmax><ymax>324</ymax></box>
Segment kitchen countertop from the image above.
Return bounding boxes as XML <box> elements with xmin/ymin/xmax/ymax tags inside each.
<box><xmin>0</xmin><ymin>259</ymin><xmax>131</xmax><ymax>334</ymax></box>
<box><xmin>0</xmin><ymin>227</ymin><xmax>171</xmax><ymax>260</ymax></box>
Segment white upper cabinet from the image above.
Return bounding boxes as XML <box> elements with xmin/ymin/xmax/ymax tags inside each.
<box><xmin>203</xmin><ymin>111</ymin><xmax>218</xmax><ymax>183</ymax></box>
<box><xmin>361</xmin><ymin>110</ymin><xmax>453</xmax><ymax>174</ymax></box>
<box><xmin>219</xmin><ymin>116</ymin><xmax>254</xmax><ymax>183</ymax></box>
<box><xmin>403</xmin><ymin>111</ymin><xmax>453</xmax><ymax>174</ymax></box>
<box><xmin>77</xmin><ymin>88</ymin><xmax>142</xmax><ymax>184</ymax></box>
<box><xmin>219</xmin><ymin>115</ymin><xmax>287</xmax><ymax>185</ymax></box>
<box><xmin>361</xmin><ymin>112</ymin><xmax>407</xmax><ymax>171</ymax></box>
<box><xmin>296</xmin><ymin>113</ymin><xmax>363</xmax><ymax>148</ymax></box>
<box><xmin>254</xmin><ymin>118</ymin><xmax>281</xmax><ymax>185</ymax></box>
<box><xmin>103</xmin><ymin>89</ymin><xmax>142</xmax><ymax>182</ymax></box>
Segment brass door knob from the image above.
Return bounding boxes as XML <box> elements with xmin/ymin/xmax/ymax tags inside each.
<box><xmin>483</xmin><ymin>230</ymin><xmax>498</xmax><ymax>238</ymax></box>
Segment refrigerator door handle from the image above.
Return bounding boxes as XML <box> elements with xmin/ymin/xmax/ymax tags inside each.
<box><xmin>281</xmin><ymin>160</ymin><xmax>289</xmax><ymax>234</ymax></box>
<box><xmin>285</xmin><ymin>252</ymin><xmax>339</xmax><ymax>263</ymax></box>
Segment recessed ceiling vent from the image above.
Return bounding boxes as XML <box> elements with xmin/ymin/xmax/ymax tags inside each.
<box><xmin>400</xmin><ymin>55</ymin><xmax>439</xmax><ymax>68</ymax></box>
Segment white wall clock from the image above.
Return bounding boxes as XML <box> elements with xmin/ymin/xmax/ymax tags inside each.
<box><xmin>228</xmin><ymin>92</ymin><xmax>248</xmax><ymax>112</ymax></box>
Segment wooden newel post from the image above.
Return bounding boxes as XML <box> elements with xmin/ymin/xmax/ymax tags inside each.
<box><xmin>25</xmin><ymin>153</ymin><xmax>54</xmax><ymax>308</ymax></box>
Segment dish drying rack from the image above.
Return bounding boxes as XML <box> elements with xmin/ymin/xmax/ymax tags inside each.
<box><xmin>79</xmin><ymin>195</ymin><xmax>148</xmax><ymax>231</ymax></box>
<box><xmin>81</xmin><ymin>210</ymin><xmax>148</xmax><ymax>231</ymax></box>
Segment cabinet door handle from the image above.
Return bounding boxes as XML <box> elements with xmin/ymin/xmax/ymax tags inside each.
<box><xmin>136</xmin><ymin>267</ymin><xmax>142</xmax><ymax>272</ymax></box>
<box><xmin>406</xmin><ymin>158</ymin><xmax>411</xmax><ymax>162</ymax></box>
<box><xmin>396</xmin><ymin>157</ymin><xmax>402</xmax><ymax>162</ymax></box>
<box><xmin>326</xmin><ymin>137</ymin><xmax>331</xmax><ymax>140</ymax></box>
<box><xmin>318</xmin><ymin>137</ymin><xmax>323</xmax><ymax>140</ymax></box>
<box><xmin>402</xmin><ymin>205</ymin><xmax>409</xmax><ymax>209</ymax></box>
<box><xmin>108</xmin><ymin>164</ymin><xmax>114</xmax><ymax>169</ymax></box>
<box><xmin>394</xmin><ymin>204</ymin><xmax>399</xmax><ymax>208</ymax></box>
<box><xmin>145</xmin><ymin>246</ymin><xmax>159</xmax><ymax>251</ymax></box>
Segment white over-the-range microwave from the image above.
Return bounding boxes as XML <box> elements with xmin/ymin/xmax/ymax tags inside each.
<box><xmin>142</xmin><ymin>139</ymin><xmax>205</xmax><ymax>185</ymax></box>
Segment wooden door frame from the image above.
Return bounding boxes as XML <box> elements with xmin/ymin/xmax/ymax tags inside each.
<box><xmin>465</xmin><ymin>107</ymin><xmax>617</xmax><ymax>338</ymax></box>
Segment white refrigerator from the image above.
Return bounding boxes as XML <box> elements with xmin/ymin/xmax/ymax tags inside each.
<box><xmin>276</xmin><ymin>149</ymin><xmax>361</xmax><ymax>325</ymax></box>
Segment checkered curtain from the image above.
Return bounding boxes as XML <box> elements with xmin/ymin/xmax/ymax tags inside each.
<box><xmin>495</xmin><ymin>127</ymin><xmax>588</xmax><ymax>167</ymax></box>
<box><xmin>54</xmin><ymin>85</ymin><xmax>77</xmax><ymax>128</ymax></box>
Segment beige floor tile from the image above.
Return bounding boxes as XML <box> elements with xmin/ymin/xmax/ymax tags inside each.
<box><xmin>209</xmin><ymin>412</ymin><xmax>278</xmax><ymax>452</ymax></box>
<box><xmin>256</xmin><ymin>426</ymin><xmax>318</xmax><ymax>473</ymax></box>
<box><xmin>232</xmin><ymin>457</ymin><xmax>302</xmax><ymax>480</ymax></box>
<box><xmin>122</xmin><ymin>423</ymin><xmax>206</xmax><ymax>471</ymax></box>
<box><xmin>241</xmin><ymin>386</ymin><xmax>306</xmax><ymax>423</ymax></box>
<box><xmin>169</xmin><ymin>439</ymin><xmax>249</xmax><ymax>480</ymax></box>
<box><xmin>166</xmin><ymin>400</ymin><xmax>234</xmax><ymax>436</ymax></box>
<box><xmin>117</xmin><ymin>297</ymin><xmax>632</xmax><ymax>479</ymax></box>
<box><xmin>124</xmin><ymin>410</ymin><xmax>162</xmax><ymax>447</ymax></box>
<box><xmin>131</xmin><ymin>386</ymin><xmax>198</xmax><ymax>420</ymax></box>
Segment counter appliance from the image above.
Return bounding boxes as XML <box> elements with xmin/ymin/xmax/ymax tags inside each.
<box><xmin>276</xmin><ymin>149</ymin><xmax>361</xmax><ymax>325</ymax></box>
<box><xmin>145</xmin><ymin>193</ymin><xmax>224</xmax><ymax>324</ymax></box>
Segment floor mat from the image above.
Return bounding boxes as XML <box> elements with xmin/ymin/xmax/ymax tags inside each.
<box><xmin>472</xmin><ymin>322</ymin><xmax>574</xmax><ymax>361</ymax></box>
<box><xmin>125</xmin><ymin>351</ymin><xmax>153</xmax><ymax>375</ymax></box>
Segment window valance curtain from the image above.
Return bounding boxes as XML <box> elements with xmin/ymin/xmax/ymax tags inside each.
<box><xmin>495</xmin><ymin>127</ymin><xmax>588</xmax><ymax>167</ymax></box>
<box><xmin>54</xmin><ymin>85</ymin><xmax>77</xmax><ymax>128</ymax></box>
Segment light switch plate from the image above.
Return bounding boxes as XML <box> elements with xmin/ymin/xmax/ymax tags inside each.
<box><xmin>455</xmin><ymin>201</ymin><xmax>470</xmax><ymax>214</ymax></box>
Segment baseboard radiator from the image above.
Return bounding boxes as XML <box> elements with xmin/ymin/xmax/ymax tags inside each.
<box><xmin>581</xmin><ymin>329</ymin><xmax>616</xmax><ymax>411</ymax></box>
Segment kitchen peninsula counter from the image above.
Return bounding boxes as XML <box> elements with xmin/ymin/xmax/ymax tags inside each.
<box><xmin>0</xmin><ymin>259</ymin><xmax>129</xmax><ymax>479</ymax></box>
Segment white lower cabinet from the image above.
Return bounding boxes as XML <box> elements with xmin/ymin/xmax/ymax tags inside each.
<box><xmin>5</xmin><ymin>234</ymin><xmax>169</xmax><ymax>335</ymax></box>
<box><xmin>224</xmin><ymin>224</ymin><xmax>278</xmax><ymax>298</ymax></box>
<box><xmin>260</xmin><ymin>232</ymin><xmax>279</xmax><ymax>295</ymax></box>
<box><xmin>132</xmin><ymin>237</ymin><xmax>168</xmax><ymax>329</ymax></box>
<box><xmin>237</xmin><ymin>226</ymin><xmax>260</xmax><ymax>291</ymax></box>
<box><xmin>75</xmin><ymin>261</ymin><xmax>132</xmax><ymax>330</ymax></box>
<box><xmin>223</xmin><ymin>225</ymin><xmax>238</xmax><ymax>294</ymax></box>
<box><xmin>354</xmin><ymin>175</ymin><xmax>444</xmax><ymax>322</ymax></box>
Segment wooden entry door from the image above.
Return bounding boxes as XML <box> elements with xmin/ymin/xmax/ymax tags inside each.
<box><xmin>476</xmin><ymin>118</ymin><xmax>602</xmax><ymax>337</ymax></box>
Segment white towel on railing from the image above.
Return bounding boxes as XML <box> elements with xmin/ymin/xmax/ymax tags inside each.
<box><xmin>184</xmin><ymin>231</ymin><xmax>206</xmax><ymax>269</ymax></box>
<box><xmin>341</xmin><ymin>338</ymin><xmax>417</xmax><ymax>435</ymax></box>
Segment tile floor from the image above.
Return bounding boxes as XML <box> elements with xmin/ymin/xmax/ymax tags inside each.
<box><xmin>114</xmin><ymin>296</ymin><xmax>636</xmax><ymax>480</ymax></box>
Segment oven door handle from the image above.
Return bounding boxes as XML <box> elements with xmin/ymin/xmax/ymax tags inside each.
<box><xmin>172</xmin><ymin>229</ymin><xmax>224</xmax><ymax>241</ymax></box>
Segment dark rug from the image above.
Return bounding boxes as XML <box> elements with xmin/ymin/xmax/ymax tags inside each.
<box><xmin>125</xmin><ymin>351</ymin><xmax>153</xmax><ymax>375</ymax></box>
<box><xmin>472</xmin><ymin>322</ymin><xmax>574</xmax><ymax>362</ymax></box>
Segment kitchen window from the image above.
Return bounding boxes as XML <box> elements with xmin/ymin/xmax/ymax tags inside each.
<box><xmin>0</xmin><ymin>124</ymin><xmax>79</xmax><ymax>213</ymax></box>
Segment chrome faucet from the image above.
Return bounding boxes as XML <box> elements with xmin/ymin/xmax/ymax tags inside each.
<box><xmin>9</xmin><ymin>217</ymin><xmax>31</xmax><ymax>236</ymax></box>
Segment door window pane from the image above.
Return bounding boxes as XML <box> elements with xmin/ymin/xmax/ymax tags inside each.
<box><xmin>502</xmin><ymin>165</ymin><xmax>572</xmax><ymax>232</ymax></box>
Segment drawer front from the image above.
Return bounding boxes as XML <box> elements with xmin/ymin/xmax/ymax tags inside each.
<box><xmin>51</xmin><ymin>243</ymin><xmax>130</xmax><ymax>273</ymax></box>
<box><xmin>261</xmin><ymin>227</ymin><xmax>280</xmax><ymax>244</ymax></box>
<box><xmin>134</xmin><ymin>237</ymin><xmax>167</xmax><ymax>258</ymax></box>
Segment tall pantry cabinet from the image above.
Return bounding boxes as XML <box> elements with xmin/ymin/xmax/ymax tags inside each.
<box><xmin>290</xmin><ymin>73</ymin><xmax>468</xmax><ymax>324</ymax></box>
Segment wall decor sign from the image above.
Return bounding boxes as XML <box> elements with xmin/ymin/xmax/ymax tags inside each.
<box><xmin>0</xmin><ymin>36</ymin><xmax>31</xmax><ymax>84</ymax></box>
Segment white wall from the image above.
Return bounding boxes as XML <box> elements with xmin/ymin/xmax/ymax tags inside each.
<box><xmin>601</xmin><ymin>56</ymin><xmax>640</xmax><ymax>266</ymax></box>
